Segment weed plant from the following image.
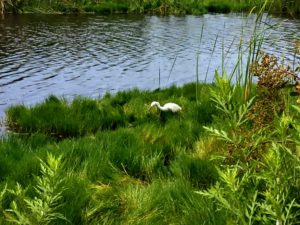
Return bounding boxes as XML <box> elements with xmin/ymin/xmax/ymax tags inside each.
<box><xmin>4</xmin><ymin>154</ymin><xmax>67</xmax><ymax>225</ymax></box>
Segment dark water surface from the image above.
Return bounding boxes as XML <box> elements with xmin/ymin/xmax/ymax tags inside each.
<box><xmin>0</xmin><ymin>13</ymin><xmax>300</xmax><ymax>119</ymax></box>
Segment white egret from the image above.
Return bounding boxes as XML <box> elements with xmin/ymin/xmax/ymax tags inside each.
<box><xmin>150</xmin><ymin>101</ymin><xmax>182</xmax><ymax>113</ymax></box>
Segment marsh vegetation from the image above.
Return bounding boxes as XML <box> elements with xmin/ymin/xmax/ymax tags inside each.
<box><xmin>0</xmin><ymin>0</ymin><xmax>299</xmax><ymax>15</ymax></box>
<box><xmin>0</xmin><ymin>48</ymin><xmax>300</xmax><ymax>223</ymax></box>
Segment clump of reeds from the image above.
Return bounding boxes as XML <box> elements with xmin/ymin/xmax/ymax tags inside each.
<box><xmin>5</xmin><ymin>95</ymin><xmax>127</xmax><ymax>138</ymax></box>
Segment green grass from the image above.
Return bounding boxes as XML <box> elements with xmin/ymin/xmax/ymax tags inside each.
<box><xmin>0</xmin><ymin>83</ymin><xmax>223</xmax><ymax>224</ymax></box>
<box><xmin>5</xmin><ymin>84</ymin><xmax>214</xmax><ymax>138</ymax></box>
<box><xmin>5</xmin><ymin>95</ymin><xmax>127</xmax><ymax>138</ymax></box>
<box><xmin>1</xmin><ymin>71</ymin><xmax>300</xmax><ymax>224</ymax></box>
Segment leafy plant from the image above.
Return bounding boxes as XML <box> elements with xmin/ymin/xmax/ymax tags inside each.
<box><xmin>210</xmin><ymin>72</ymin><xmax>255</xmax><ymax>129</ymax></box>
<box><xmin>0</xmin><ymin>184</ymin><xmax>7</xmax><ymax>225</ymax></box>
<box><xmin>196</xmin><ymin>164</ymin><xmax>258</xmax><ymax>225</ymax></box>
<box><xmin>258</xmin><ymin>143</ymin><xmax>300</xmax><ymax>225</ymax></box>
<box><xmin>4</xmin><ymin>153</ymin><xmax>68</xmax><ymax>225</ymax></box>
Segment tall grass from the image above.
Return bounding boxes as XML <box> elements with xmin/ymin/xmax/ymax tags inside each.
<box><xmin>5</xmin><ymin>95</ymin><xmax>127</xmax><ymax>138</ymax></box>
<box><xmin>1</xmin><ymin>82</ymin><xmax>220</xmax><ymax>224</ymax></box>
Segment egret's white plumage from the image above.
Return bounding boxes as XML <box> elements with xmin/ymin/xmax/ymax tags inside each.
<box><xmin>150</xmin><ymin>101</ymin><xmax>182</xmax><ymax>113</ymax></box>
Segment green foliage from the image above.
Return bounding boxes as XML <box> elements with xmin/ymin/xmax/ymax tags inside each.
<box><xmin>127</xmin><ymin>0</ymin><xmax>206</xmax><ymax>15</ymax></box>
<box><xmin>5</xmin><ymin>84</ymin><xmax>215</xmax><ymax>140</ymax></box>
<box><xmin>0</xmin><ymin>1</ymin><xmax>300</xmax><ymax>223</ymax></box>
<box><xmin>61</xmin><ymin>175</ymin><xmax>90</xmax><ymax>224</ymax></box>
<box><xmin>0</xmin><ymin>0</ymin><xmax>24</xmax><ymax>14</ymax></box>
<box><xmin>0</xmin><ymin>136</ymin><xmax>41</xmax><ymax>185</ymax></box>
<box><xmin>0</xmin><ymin>184</ymin><xmax>7</xmax><ymax>224</ymax></box>
<box><xmin>197</xmin><ymin>165</ymin><xmax>257</xmax><ymax>225</ymax></box>
<box><xmin>209</xmin><ymin>72</ymin><xmax>255</xmax><ymax>129</ymax></box>
<box><xmin>1</xmin><ymin>82</ymin><xmax>220</xmax><ymax>224</ymax></box>
<box><xmin>197</xmin><ymin>67</ymin><xmax>300</xmax><ymax>223</ymax></box>
<box><xmin>5</xmin><ymin>95</ymin><xmax>127</xmax><ymax>138</ymax></box>
<box><xmin>4</xmin><ymin>153</ymin><xmax>67</xmax><ymax>225</ymax></box>
<box><xmin>198</xmin><ymin>142</ymin><xmax>300</xmax><ymax>225</ymax></box>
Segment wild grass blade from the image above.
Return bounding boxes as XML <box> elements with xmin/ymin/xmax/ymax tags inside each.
<box><xmin>204</xmin><ymin>34</ymin><xmax>219</xmax><ymax>83</ymax></box>
<box><xmin>168</xmin><ymin>55</ymin><xmax>178</xmax><ymax>82</ymax></box>
<box><xmin>196</xmin><ymin>53</ymin><xmax>199</xmax><ymax>103</ymax></box>
<box><xmin>196</xmin><ymin>23</ymin><xmax>205</xmax><ymax>103</ymax></box>
<box><xmin>159</xmin><ymin>62</ymin><xmax>161</xmax><ymax>89</ymax></box>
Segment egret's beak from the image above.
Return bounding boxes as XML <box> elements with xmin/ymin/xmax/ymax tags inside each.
<box><xmin>146</xmin><ymin>103</ymin><xmax>152</xmax><ymax>111</ymax></box>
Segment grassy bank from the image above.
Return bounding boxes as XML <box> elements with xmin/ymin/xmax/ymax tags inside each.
<box><xmin>1</xmin><ymin>0</ymin><xmax>299</xmax><ymax>15</ymax></box>
<box><xmin>0</xmin><ymin>52</ymin><xmax>300</xmax><ymax>224</ymax></box>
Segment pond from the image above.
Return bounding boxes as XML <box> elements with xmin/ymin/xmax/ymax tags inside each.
<box><xmin>0</xmin><ymin>13</ymin><xmax>299</xmax><ymax>119</ymax></box>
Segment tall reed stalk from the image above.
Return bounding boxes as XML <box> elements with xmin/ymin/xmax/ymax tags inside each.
<box><xmin>196</xmin><ymin>53</ymin><xmax>200</xmax><ymax>103</ymax></box>
<box><xmin>196</xmin><ymin>23</ymin><xmax>205</xmax><ymax>103</ymax></box>
<box><xmin>223</xmin><ymin>0</ymin><xmax>274</xmax><ymax>100</ymax></box>
<box><xmin>204</xmin><ymin>34</ymin><xmax>219</xmax><ymax>82</ymax></box>
<box><xmin>244</xmin><ymin>1</ymin><xmax>274</xmax><ymax>99</ymax></box>
<box><xmin>159</xmin><ymin>63</ymin><xmax>161</xmax><ymax>89</ymax></box>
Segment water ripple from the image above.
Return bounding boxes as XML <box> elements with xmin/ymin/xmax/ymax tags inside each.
<box><xmin>0</xmin><ymin>14</ymin><xmax>299</xmax><ymax>117</ymax></box>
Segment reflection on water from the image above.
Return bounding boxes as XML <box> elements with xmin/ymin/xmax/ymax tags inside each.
<box><xmin>0</xmin><ymin>13</ymin><xmax>299</xmax><ymax>117</ymax></box>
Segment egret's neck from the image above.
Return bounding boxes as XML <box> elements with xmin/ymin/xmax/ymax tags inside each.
<box><xmin>156</xmin><ymin>103</ymin><xmax>167</xmax><ymax>111</ymax></box>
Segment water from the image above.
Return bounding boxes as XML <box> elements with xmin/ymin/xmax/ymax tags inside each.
<box><xmin>0</xmin><ymin>13</ymin><xmax>299</xmax><ymax>120</ymax></box>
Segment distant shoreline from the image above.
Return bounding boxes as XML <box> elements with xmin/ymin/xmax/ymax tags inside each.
<box><xmin>1</xmin><ymin>0</ymin><xmax>299</xmax><ymax>16</ymax></box>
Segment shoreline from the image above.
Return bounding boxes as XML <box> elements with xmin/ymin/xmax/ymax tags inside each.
<box><xmin>1</xmin><ymin>1</ymin><xmax>299</xmax><ymax>17</ymax></box>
